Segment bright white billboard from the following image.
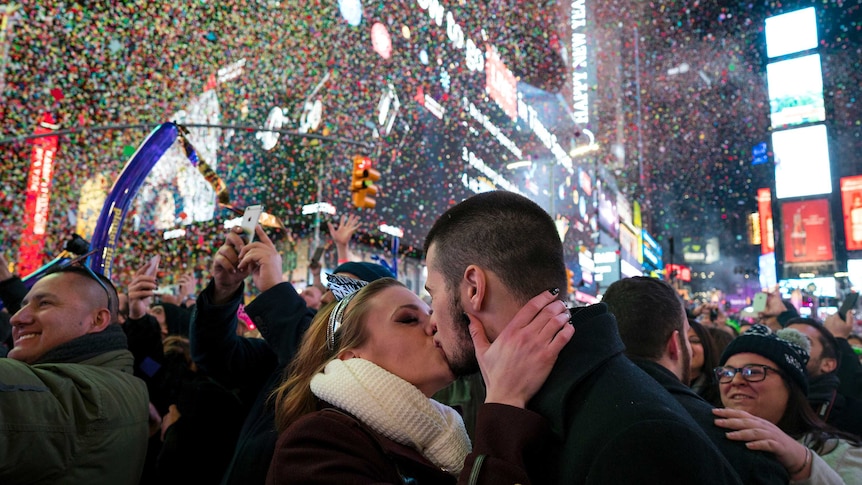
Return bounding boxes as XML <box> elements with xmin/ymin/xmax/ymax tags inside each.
<box><xmin>773</xmin><ymin>124</ymin><xmax>832</xmax><ymax>200</ymax></box>
<box><xmin>767</xmin><ymin>54</ymin><xmax>825</xmax><ymax>128</ymax></box>
<box><xmin>765</xmin><ymin>7</ymin><xmax>818</xmax><ymax>59</ymax></box>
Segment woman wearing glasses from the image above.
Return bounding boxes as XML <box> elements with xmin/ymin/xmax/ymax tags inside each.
<box><xmin>713</xmin><ymin>324</ymin><xmax>862</xmax><ymax>484</ymax></box>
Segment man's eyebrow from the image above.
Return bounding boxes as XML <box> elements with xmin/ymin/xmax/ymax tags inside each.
<box><xmin>21</xmin><ymin>291</ymin><xmax>51</xmax><ymax>306</ymax></box>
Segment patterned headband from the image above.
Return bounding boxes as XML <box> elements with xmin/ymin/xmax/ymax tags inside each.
<box><xmin>326</xmin><ymin>273</ymin><xmax>369</xmax><ymax>351</ymax></box>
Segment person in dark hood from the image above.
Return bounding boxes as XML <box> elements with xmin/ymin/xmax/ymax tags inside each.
<box><xmin>149</xmin><ymin>302</ymin><xmax>192</xmax><ymax>338</ymax></box>
<box><xmin>787</xmin><ymin>317</ymin><xmax>862</xmax><ymax>437</ymax></box>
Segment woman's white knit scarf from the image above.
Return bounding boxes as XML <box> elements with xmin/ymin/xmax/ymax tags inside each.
<box><xmin>310</xmin><ymin>358</ymin><xmax>472</xmax><ymax>475</ymax></box>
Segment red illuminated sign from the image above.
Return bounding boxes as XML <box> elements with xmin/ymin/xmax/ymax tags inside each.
<box><xmin>758</xmin><ymin>188</ymin><xmax>775</xmax><ymax>254</ymax></box>
<box><xmin>665</xmin><ymin>264</ymin><xmax>692</xmax><ymax>282</ymax></box>
<box><xmin>485</xmin><ymin>47</ymin><xmax>517</xmax><ymax>120</ymax></box>
<box><xmin>19</xmin><ymin>112</ymin><xmax>59</xmax><ymax>275</ymax></box>
<box><xmin>841</xmin><ymin>176</ymin><xmax>862</xmax><ymax>251</ymax></box>
<box><xmin>781</xmin><ymin>198</ymin><xmax>834</xmax><ymax>264</ymax></box>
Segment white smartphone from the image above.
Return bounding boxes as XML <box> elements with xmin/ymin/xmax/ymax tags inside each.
<box><xmin>241</xmin><ymin>205</ymin><xmax>264</xmax><ymax>242</ymax></box>
<box><xmin>752</xmin><ymin>292</ymin><xmax>768</xmax><ymax>313</ymax></box>
<box><xmin>145</xmin><ymin>255</ymin><xmax>160</xmax><ymax>277</ymax></box>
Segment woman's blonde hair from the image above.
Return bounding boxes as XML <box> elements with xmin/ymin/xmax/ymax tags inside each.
<box><xmin>272</xmin><ymin>277</ymin><xmax>404</xmax><ymax>432</ymax></box>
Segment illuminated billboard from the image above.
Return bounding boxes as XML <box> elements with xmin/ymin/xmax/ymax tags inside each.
<box><xmin>19</xmin><ymin>113</ymin><xmax>59</xmax><ymax>275</ymax></box>
<box><xmin>758</xmin><ymin>188</ymin><xmax>775</xmax><ymax>254</ymax></box>
<box><xmin>597</xmin><ymin>179</ymin><xmax>619</xmax><ymax>238</ymax></box>
<box><xmin>665</xmin><ymin>264</ymin><xmax>692</xmax><ymax>283</ymax></box>
<box><xmin>619</xmin><ymin>224</ymin><xmax>642</xmax><ymax>268</ymax></box>
<box><xmin>841</xmin><ymin>176</ymin><xmax>862</xmax><ymax>251</ymax></box>
<box><xmin>642</xmin><ymin>229</ymin><xmax>663</xmax><ymax>274</ymax></box>
<box><xmin>773</xmin><ymin>124</ymin><xmax>832</xmax><ymax>200</ymax></box>
<box><xmin>618</xmin><ymin>192</ymin><xmax>632</xmax><ymax>228</ymax></box>
<box><xmin>766</xmin><ymin>54</ymin><xmax>825</xmax><ymax>128</ymax></box>
<box><xmin>759</xmin><ymin>252</ymin><xmax>777</xmax><ymax>290</ymax></box>
<box><xmin>848</xmin><ymin>259</ymin><xmax>862</xmax><ymax>289</ymax></box>
<box><xmin>780</xmin><ymin>198</ymin><xmax>834</xmax><ymax>264</ymax></box>
<box><xmin>779</xmin><ymin>277</ymin><xmax>837</xmax><ymax>298</ymax></box>
<box><xmin>765</xmin><ymin>7</ymin><xmax>818</xmax><ymax>59</ymax></box>
<box><xmin>593</xmin><ymin>245</ymin><xmax>620</xmax><ymax>286</ymax></box>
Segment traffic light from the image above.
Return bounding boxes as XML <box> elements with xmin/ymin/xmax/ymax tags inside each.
<box><xmin>351</xmin><ymin>155</ymin><xmax>381</xmax><ymax>209</ymax></box>
<box><xmin>566</xmin><ymin>267</ymin><xmax>575</xmax><ymax>296</ymax></box>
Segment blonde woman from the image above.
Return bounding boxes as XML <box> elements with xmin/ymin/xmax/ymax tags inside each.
<box><xmin>267</xmin><ymin>277</ymin><xmax>572</xmax><ymax>484</ymax></box>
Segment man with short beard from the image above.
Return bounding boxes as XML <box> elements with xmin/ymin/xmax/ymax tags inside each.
<box><xmin>787</xmin><ymin>317</ymin><xmax>862</xmax><ymax>436</ymax></box>
<box><xmin>603</xmin><ymin>276</ymin><xmax>788</xmax><ymax>485</ymax></box>
<box><xmin>424</xmin><ymin>190</ymin><xmax>742</xmax><ymax>484</ymax></box>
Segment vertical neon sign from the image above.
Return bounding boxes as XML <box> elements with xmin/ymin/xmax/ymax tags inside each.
<box><xmin>19</xmin><ymin>113</ymin><xmax>60</xmax><ymax>275</ymax></box>
<box><xmin>571</xmin><ymin>0</ymin><xmax>589</xmax><ymax>125</ymax></box>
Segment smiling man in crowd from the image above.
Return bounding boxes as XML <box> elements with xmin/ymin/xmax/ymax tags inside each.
<box><xmin>0</xmin><ymin>266</ymin><xmax>149</xmax><ymax>485</ymax></box>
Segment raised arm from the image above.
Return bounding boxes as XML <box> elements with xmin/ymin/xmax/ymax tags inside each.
<box><xmin>327</xmin><ymin>214</ymin><xmax>361</xmax><ymax>263</ymax></box>
<box><xmin>190</xmin><ymin>227</ymin><xmax>276</xmax><ymax>390</ymax></box>
<box><xmin>238</xmin><ymin>225</ymin><xmax>315</xmax><ymax>367</ymax></box>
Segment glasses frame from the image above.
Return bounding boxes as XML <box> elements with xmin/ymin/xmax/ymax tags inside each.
<box><xmin>713</xmin><ymin>364</ymin><xmax>782</xmax><ymax>384</ymax></box>
<box><xmin>53</xmin><ymin>249</ymin><xmax>114</xmax><ymax>317</ymax></box>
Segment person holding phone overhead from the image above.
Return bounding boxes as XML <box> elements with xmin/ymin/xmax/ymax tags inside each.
<box><xmin>190</xmin><ymin>217</ymin><xmax>396</xmax><ymax>485</ymax></box>
<box><xmin>758</xmin><ymin>291</ymin><xmax>800</xmax><ymax>332</ymax></box>
<box><xmin>823</xmin><ymin>309</ymin><xmax>862</xmax><ymax>401</ymax></box>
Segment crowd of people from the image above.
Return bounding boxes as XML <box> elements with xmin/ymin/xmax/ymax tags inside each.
<box><xmin>3</xmin><ymin>191</ymin><xmax>862</xmax><ymax>484</ymax></box>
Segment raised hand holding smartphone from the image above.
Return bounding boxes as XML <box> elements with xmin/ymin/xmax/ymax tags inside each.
<box><xmin>241</xmin><ymin>205</ymin><xmax>264</xmax><ymax>243</ymax></box>
<box><xmin>145</xmin><ymin>255</ymin><xmax>160</xmax><ymax>277</ymax></box>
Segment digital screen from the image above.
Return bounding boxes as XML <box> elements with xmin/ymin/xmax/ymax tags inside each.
<box><xmin>597</xmin><ymin>179</ymin><xmax>619</xmax><ymax>239</ymax></box>
<box><xmin>641</xmin><ymin>229</ymin><xmax>662</xmax><ymax>272</ymax></box>
<box><xmin>766</xmin><ymin>54</ymin><xmax>825</xmax><ymax>129</ymax></box>
<box><xmin>681</xmin><ymin>236</ymin><xmax>718</xmax><ymax>264</ymax></box>
<box><xmin>757</xmin><ymin>188</ymin><xmax>774</xmax><ymax>254</ymax></box>
<box><xmin>840</xmin><ymin>176</ymin><xmax>862</xmax><ymax>251</ymax></box>
<box><xmin>665</xmin><ymin>263</ymin><xmax>692</xmax><ymax>283</ymax></box>
<box><xmin>773</xmin><ymin>124</ymin><xmax>832</xmax><ymax>200</ymax></box>
<box><xmin>618</xmin><ymin>192</ymin><xmax>632</xmax><ymax>228</ymax></box>
<box><xmin>848</xmin><ymin>259</ymin><xmax>862</xmax><ymax>289</ymax></box>
<box><xmin>619</xmin><ymin>224</ymin><xmax>641</xmax><ymax>267</ymax></box>
<box><xmin>780</xmin><ymin>198</ymin><xmax>834</xmax><ymax>264</ymax></box>
<box><xmin>759</xmin><ymin>252</ymin><xmax>777</xmax><ymax>290</ymax></box>
<box><xmin>752</xmin><ymin>141</ymin><xmax>769</xmax><ymax>166</ymax></box>
<box><xmin>779</xmin><ymin>277</ymin><xmax>837</xmax><ymax>298</ymax></box>
<box><xmin>593</xmin><ymin>245</ymin><xmax>620</xmax><ymax>286</ymax></box>
<box><xmin>765</xmin><ymin>7</ymin><xmax>818</xmax><ymax>59</ymax></box>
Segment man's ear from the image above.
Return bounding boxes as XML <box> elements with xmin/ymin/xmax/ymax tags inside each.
<box><xmin>89</xmin><ymin>308</ymin><xmax>113</xmax><ymax>333</ymax></box>
<box><xmin>462</xmin><ymin>265</ymin><xmax>487</xmax><ymax>313</ymax></box>
<box><xmin>820</xmin><ymin>357</ymin><xmax>838</xmax><ymax>375</ymax></box>
<box><xmin>665</xmin><ymin>330</ymin><xmax>682</xmax><ymax>361</ymax></box>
